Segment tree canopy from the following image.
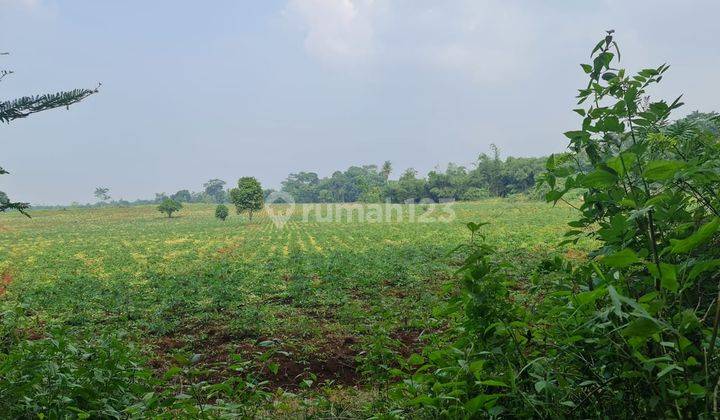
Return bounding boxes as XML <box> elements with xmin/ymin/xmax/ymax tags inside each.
<box><xmin>94</xmin><ymin>187</ymin><xmax>111</xmax><ymax>202</ymax></box>
<box><xmin>279</xmin><ymin>153</ymin><xmax>547</xmax><ymax>203</ymax></box>
<box><xmin>157</xmin><ymin>198</ymin><xmax>182</xmax><ymax>218</ymax></box>
<box><xmin>230</xmin><ymin>177</ymin><xmax>264</xmax><ymax>220</ymax></box>
<box><xmin>203</xmin><ymin>179</ymin><xmax>227</xmax><ymax>203</ymax></box>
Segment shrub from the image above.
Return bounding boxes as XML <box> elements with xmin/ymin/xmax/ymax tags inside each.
<box><xmin>157</xmin><ymin>198</ymin><xmax>182</xmax><ymax>218</ymax></box>
<box><xmin>215</xmin><ymin>204</ymin><xmax>229</xmax><ymax>221</ymax></box>
<box><xmin>460</xmin><ymin>187</ymin><xmax>489</xmax><ymax>201</ymax></box>
<box><xmin>391</xmin><ymin>32</ymin><xmax>720</xmax><ymax>418</ymax></box>
<box><xmin>0</xmin><ymin>306</ymin><xmax>152</xmax><ymax>418</ymax></box>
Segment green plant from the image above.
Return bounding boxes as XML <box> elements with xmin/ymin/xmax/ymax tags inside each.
<box><xmin>215</xmin><ymin>204</ymin><xmax>229</xmax><ymax>221</ymax></box>
<box><xmin>0</xmin><ymin>305</ymin><xmax>153</xmax><ymax>418</ymax></box>
<box><xmin>539</xmin><ymin>30</ymin><xmax>720</xmax><ymax>415</ymax></box>
<box><xmin>388</xmin><ymin>222</ymin><xmax>525</xmax><ymax>417</ymax></box>
<box><xmin>391</xmin><ymin>31</ymin><xmax>720</xmax><ymax>418</ymax></box>
<box><xmin>0</xmin><ymin>197</ymin><xmax>578</xmax><ymax>416</ymax></box>
<box><xmin>230</xmin><ymin>177</ymin><xmax>264</xmax><ymax>220</ymax></box>
<box><xmin>157</xmin><ymin>198</ymin><xmax>182</xmax><ymax>218</ymax></box>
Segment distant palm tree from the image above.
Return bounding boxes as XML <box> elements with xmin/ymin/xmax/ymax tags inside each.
<box><xmin>381</xmin><ymin>160</ymin><xmax>392</xmax><ymax>182</ymax></box>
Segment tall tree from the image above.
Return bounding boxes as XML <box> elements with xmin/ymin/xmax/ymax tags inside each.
<box><xmin>94</xmin><ymin>187</ymin><xmax>111</xmax><ymax>202</ymax></box>
<box><xmin>381</xmin><ymin>160</ymin><xmax>392</xmax><ymax>181</ymax></box>
<box><xmin>170</xmin><ymin>189</ymin><xmax>192</xmax><ymax>203</ymax></box>
<box><xmin>230</xmin><ymin>177</ymin><xmax>264</xmax><ymax>220</ymax></box>
<box><xmin>203</xmin><ymin>179</ymin><xmax>227</xmax><ymax>203</ymax></box>
<box><xmin>1</xmin><ymin>52</ymin><xmax>98</xmax><ymax>215</ymax></box>
<box><xmin>153</xmin><ymin>192</ymin><xmax>168</xmax><ymax>203</ymax></box>
<box><xmin>281</xmin><ymin>172</ymin><xmax>320</xmax><ymax>203</ymax></box>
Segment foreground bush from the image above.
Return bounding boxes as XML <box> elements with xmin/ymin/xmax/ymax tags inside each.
<box><xmin>0</xmin><ymin>305</ymin><xmax>152</xmax><ymax>417</ymax></box>
<box><xmin>390</xmin><ymin>32</ymin><xmax>720</xmax><ymax>417</ymax></box>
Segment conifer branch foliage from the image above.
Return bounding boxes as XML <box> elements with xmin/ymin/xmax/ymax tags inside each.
<box><xmin>1</xmin><ymin>52</ymin><xmax>98</xmax><ymax>216</ymax></box>
<box><xmin>0</xmin><ymin>88</ymin><xmax>99</xmax><ymax>123</ymax></box>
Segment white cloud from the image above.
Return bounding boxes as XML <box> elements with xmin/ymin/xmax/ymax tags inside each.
<box><xmin>283</xmin><ymin>0</ymin><xmax>535</xmax><ymax>84</ymax></box>
<box><xmin>283</xmin><ymin>0</ymin><xmax>378</xmax><ymax>65</ymax></box>
<box><xmin>412</xmin><ymin>1</ymin><xmax>535</xmax><ymax>84</ymax></box>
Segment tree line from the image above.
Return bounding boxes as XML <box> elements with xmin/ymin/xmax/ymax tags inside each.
<box><xmin>278</xmin><ymin>147</ymin><xmax>547</xmax><ymax>203</ymax></box>
<box><xmin>76</xmin><ymin>148</ymin><xmax>547</xmax><ymax>209</ymax></box>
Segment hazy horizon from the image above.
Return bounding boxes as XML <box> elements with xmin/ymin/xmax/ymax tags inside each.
<box><xmin>2</xmin><ymin>0</ymin><xmax>719</xmax><ymax>205</ymax></box>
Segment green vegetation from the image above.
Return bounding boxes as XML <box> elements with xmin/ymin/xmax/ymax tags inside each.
<box><xmin>230</xmin><ymin>177</ymin><xmax>264</xmax><ymax>220</ymax></box>
<box><xmin>0</xmin><ymin>200</ymin><xmax>578</xmax><ymax>417</ymax></box>
<box><xmin>204</xmin><ymin>179</ymin><xmax>227</xmax><ymax>204</ymax></box>
<box><xmin>215</xmin><ymin>204</ymin><xmax>229</xmax><ymax>221</ymax></box>
<box><xmin>157</xmin><ymin>198</ymin><xmax>182</xmax><ymax>218</ymax></box>
<box><xmin>280</xmin><ymin>149</ymin><xmax>547</xmax><ymax>204</ymax></box>
<box><xmin>384</xmin><ymin>32</ymin><xmax>720</xmax><ymax>418</ymax></box>
<box><xmin>2</xmin><ymin>32</ymin><xmax>720</xmax><ymax>418</ymax></box>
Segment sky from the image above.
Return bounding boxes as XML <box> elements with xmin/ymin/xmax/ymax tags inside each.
<box><xmin>1</xmin><ymin>0</ymin><xmax>719</xmax><ymax>205</ymax></box>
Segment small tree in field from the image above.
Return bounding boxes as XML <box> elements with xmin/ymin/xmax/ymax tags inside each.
<box><xmin>230</xmin><ymin>177</ymin><xmax>263</xmax><ymax>220</ymax></box>
<box><xmin>94</xmin><ymin>187</ymin><xmax>110</xmax><ymax>202</ymax></box>
<box><xmin>157</xmin><ymin>198</ymin><xmax>182</xmax><ymax>218</ymax></box>
<box><xmin>215</xmin><ymin>204</ymin><xmax>229</xmax><ymax>221</ymax></box>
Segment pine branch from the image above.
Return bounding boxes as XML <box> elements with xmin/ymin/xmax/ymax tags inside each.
<box><xmin>0</xmin><ymin>200</ymin><xmax>31</xmax><ymax>217</ymax></box>
<box><xmin>0</xmin><ymin>186</ymin><xmax>30</xmax><ymax>217</ymax></box>
<box><xmin>0</xmin><ymin>87</ymin><xmax>99</xmax><ymax>123</ymax></box>
<box><xmin>0</xmin><ymin>70</ymin><xmax>13</xmax><ymax>83</ymax></box>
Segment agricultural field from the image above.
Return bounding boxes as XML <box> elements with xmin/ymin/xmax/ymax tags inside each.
<box><xmin>0</xmin><ymin>199</ymin><xmax>580</xmax><ymax>416</ymax></box>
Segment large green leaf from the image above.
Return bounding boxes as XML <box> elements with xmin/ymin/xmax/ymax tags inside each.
<box><xmin>669</xmin><ymin>218</ymin><xmax>720</xmax><ymax>254</ymax></box>
<box><xmin>606</xmin><ymin>152</ymin><xmax>637</xmax><ymax>177</ymax></box>
<box><xmin>583</xmin><ymin>169</ymin><xmax>618</xmax><ymax>188</ymax></box>
<box><xmin>602</xmin><ymin>248</ymin><xmax>639</xmax><ymax>268</ymax></box>
<box><xmin>465</xmin><ymin>394</ymin><xmax>500</xmax><ymax>413</ymax></box>
<box><xmin>688</xmin><ymin>259</ymin><xmax>720</xmax><ymax>281</ymax></box>
<box><xmin>623</xmin><ymin>317</ymin><xmax>661</xmax><ymax>339</ymax></box>
<box><xmin>643</xmin><ymin>160</ymin><xmax>686</xmax><ymax>181</ymax></box>
<box><xmin>648</xmin><ymin>262</ymin><xmax>678</xmax><ymax>293</ymax></box>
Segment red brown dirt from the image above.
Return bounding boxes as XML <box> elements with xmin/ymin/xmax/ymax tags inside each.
<box><xmin>391</xmin><ymin>328</ymin><xmax>426</xmax><ymax>357</ymax></box>
<box><xmin>266</xmin><ymin>335</ymin><xmax>359</xmax><ymax>390</ymax></box>
<box><xmin>0</xmin><ymin>270</ymin><xmax>13</xmax><ymax>296</ymax></box>
<box><xmin>564</xmin><ymin>248</ymin><xmax>587</xmax><ymax>261</ymax></box>
<box><xmin>147</xmin><ymin>326</ymin><xmax>362</xmax><ymax>390</ymax></box>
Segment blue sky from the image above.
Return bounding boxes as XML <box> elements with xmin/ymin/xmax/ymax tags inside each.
<box><xmin>2</xmin><ymin>0</ymin><xmax>719</xmax><ymax>204</ymax></box>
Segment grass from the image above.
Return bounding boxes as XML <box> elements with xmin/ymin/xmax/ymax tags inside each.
<box><xmin>0</xmin><ymin>198</ymin><xmax>583</xmax><ymax>415</ymax></box>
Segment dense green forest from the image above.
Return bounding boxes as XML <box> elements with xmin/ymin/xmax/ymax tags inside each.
<box><xmin>279</xmin><ymin>148</ymin><xmax>547</xmax><ymax>203</ymax></box>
